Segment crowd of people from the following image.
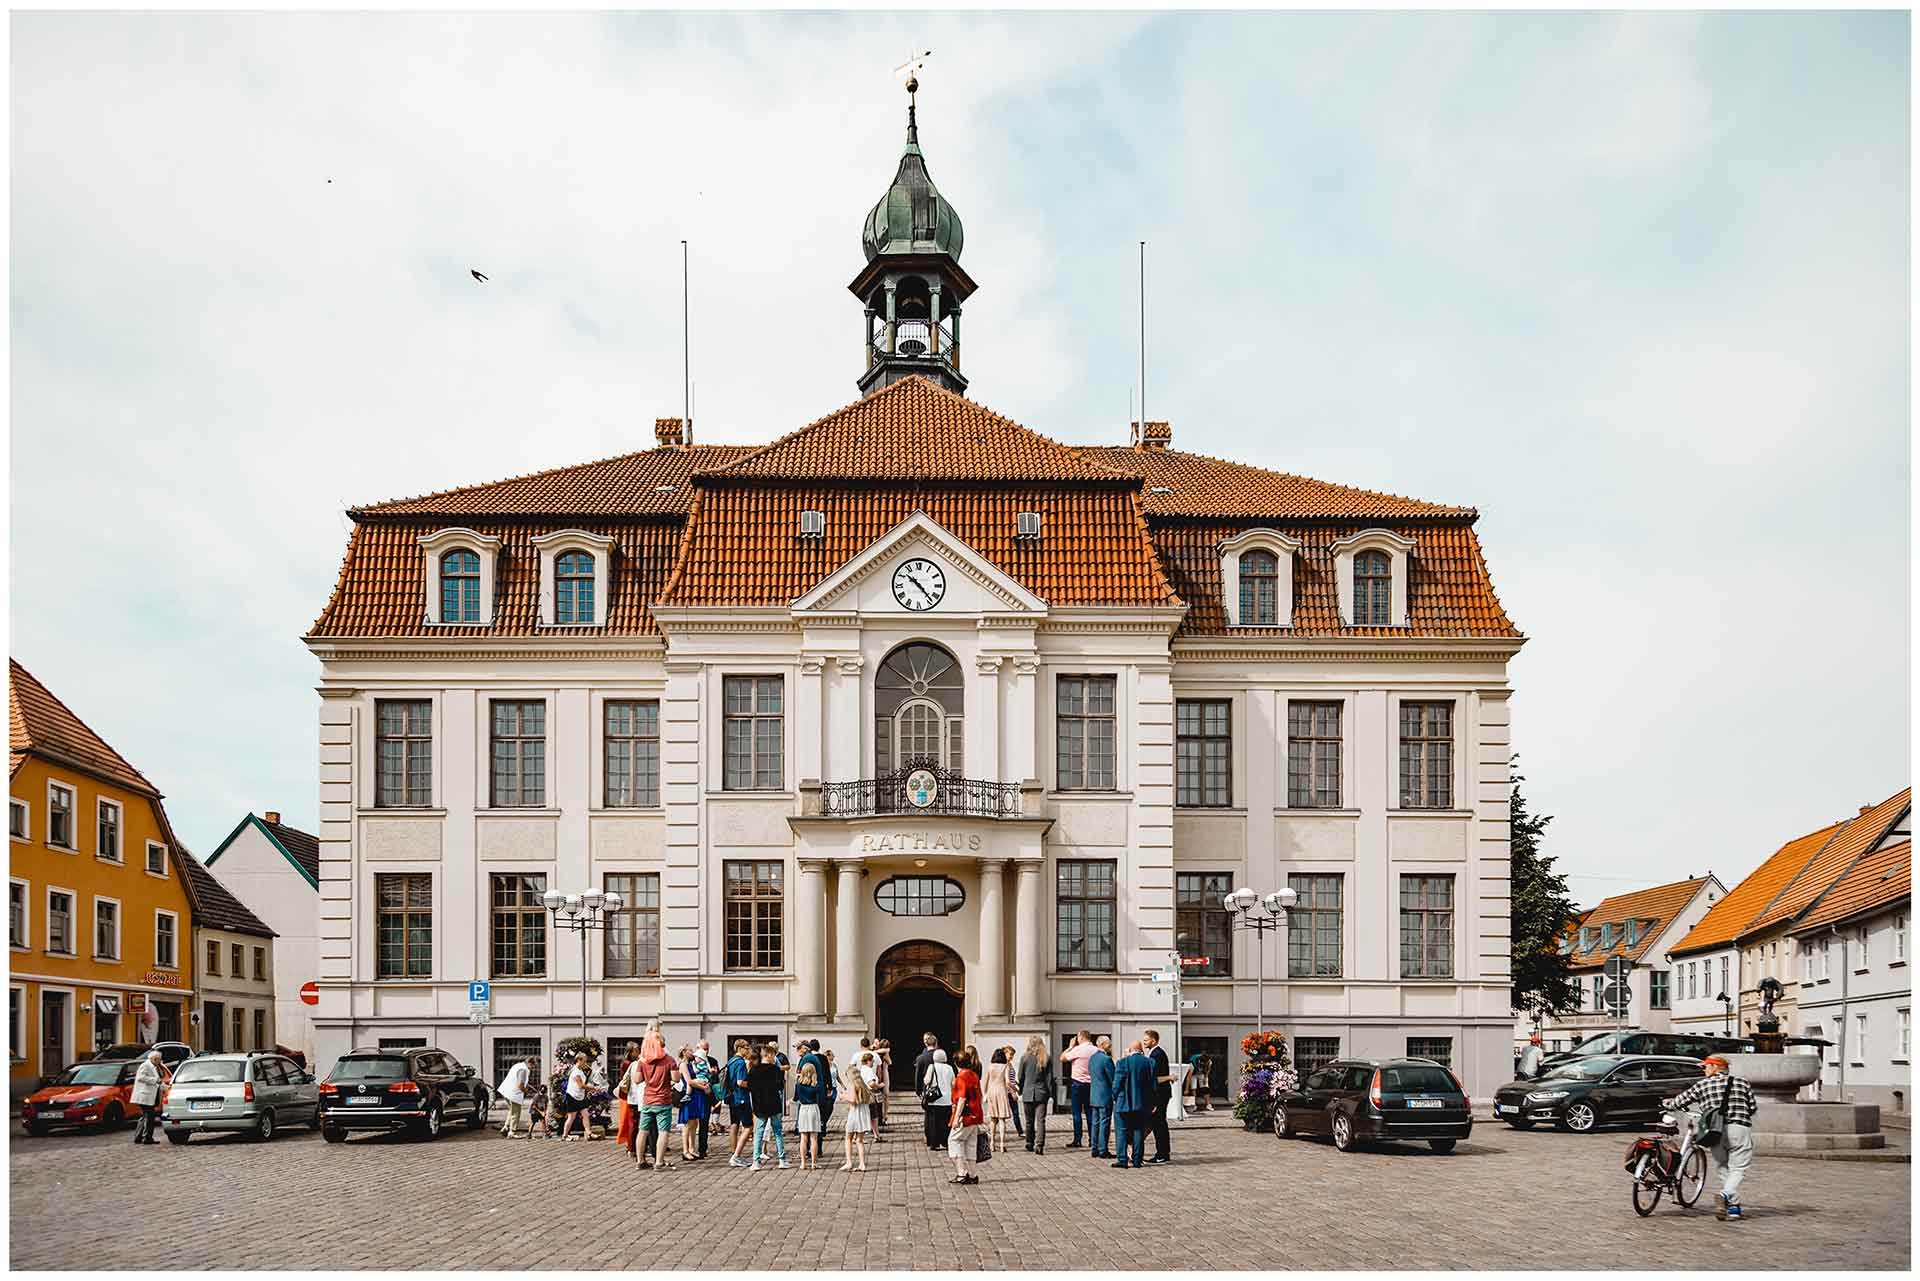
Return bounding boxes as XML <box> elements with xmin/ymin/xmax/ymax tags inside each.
<box><xmin>488</xmin><ymin>1025</ymin><xmax>1184</xmax><ymax>1183</ymax></box>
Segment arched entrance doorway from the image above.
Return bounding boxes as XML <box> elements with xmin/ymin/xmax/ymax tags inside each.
<box><xmin>875</xmin><ymin>940</ymin><xmax>964</xmax><ymax>1058</ymax></box>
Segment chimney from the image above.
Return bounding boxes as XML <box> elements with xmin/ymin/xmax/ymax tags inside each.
<box><xmin>263</xmin><ymin>811</ymin><xmax>281</xmax><ymax>825</ymax></box>
<box><xmin>655</xmin><ymin>417</ymin><xmax>686</xmax><ymax>449</ymax></box>
<box><xmin>1131</xmin><ymin>420</ymin><xmax>1172</xmax><ymax>450</ymax></box>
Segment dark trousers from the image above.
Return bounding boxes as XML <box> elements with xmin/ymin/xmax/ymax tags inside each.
<box><xmin>696</xmin><ymin>1110</ymin><xmax>710</xmax><ymax>1157</ymax></box>
<box><xmin>1149</xmin><ymin>1100</ymin><xmax>1170</xmax><ymax>1159</ymax></box>
<box><xmin>1010</xmin><ymin>1103</ymin><xmax>1023</xmax><ymax>1136</ymax></box>
<box><xmin>1023</xmin><ymin>1100</ymin><xmax>1049</xmax><ymax>1152</ymax></box>
<box><xmin>1068</xmin><ymin>1080</ymin><xmax>1090</xmax><ymax>1144</ymax></box>
<box><xmin>1088</xmin><ymin>1102</ymin><xmax>1113</xmax><ymax>1156</ymax></box>
<box><xmin>925</xmin><ymin>1104</ymin><xmax>951</xmax><ymax>1150</ymax></box>
<box><xmin>1117</xmin><ymin>1110</ymin><xmax>1147</xmax><ymax>1166</ymax></box>
<box><xmin>134</xmin><ymin>1103</ymin><xmax>160</xmax><ymax>1143</ymax></box>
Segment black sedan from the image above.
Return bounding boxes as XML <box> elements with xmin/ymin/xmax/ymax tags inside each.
<box><xmin>1272</xmin><ymin>1057</ymin><xmax>1474</xmax><ymax>1153</ymax></box>
<box><xmin>1492</xmin><ymin>1054</ymin><xmax>1703</xmax><ymax>1132</ymax></box>
<box><xmin>318</xmin><ymin>1047</ymin><xmax>490</xmax><ymax>1141</ymax></box>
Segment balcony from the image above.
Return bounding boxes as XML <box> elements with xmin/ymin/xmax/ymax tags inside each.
<box><xmin>811</xmin><ymin>764</ymin><xmax>1026</xmax><ymax>820</ymax></box>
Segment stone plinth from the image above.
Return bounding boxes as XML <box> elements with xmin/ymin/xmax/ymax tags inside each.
<box><xmin>1730</xmin><ymin>1053</ymin><xmax>1893</xmax><ymax>1158</ymax></box>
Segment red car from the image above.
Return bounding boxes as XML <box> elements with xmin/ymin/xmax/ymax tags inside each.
<box><xmin>21</xmin><ymin>1059</ymin><xmax>139</xmax><ymax>1135</ymax></box>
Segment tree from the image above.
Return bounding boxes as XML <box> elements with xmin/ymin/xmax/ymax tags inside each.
<box><xmin>1509</xmin><ymin>758</ymin><xmax>1580</xmax><ymax>1024</ymax></box>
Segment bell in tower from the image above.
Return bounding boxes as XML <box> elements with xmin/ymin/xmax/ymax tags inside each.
<box><xmin>850</xmin><ymin>72</ymin><xmax>977</xmax><ymax>396</ymax></box>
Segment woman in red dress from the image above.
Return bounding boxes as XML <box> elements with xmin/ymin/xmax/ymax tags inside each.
<box><xmin>613</xmin><ymin>1040</ymin><xmax>639</xmax><ymax>1156</ymax></box>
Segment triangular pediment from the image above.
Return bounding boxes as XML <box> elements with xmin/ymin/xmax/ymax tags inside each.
<box><xmin>791</xmin><ymin>511</ymin><xmax>1047</xmax><ymax>616</ymax></box>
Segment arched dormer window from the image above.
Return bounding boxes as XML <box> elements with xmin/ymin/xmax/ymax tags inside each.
<box><xmin>441</xmin><ymin>550</ymin><xmax>481</xmax><ymax>622</ymax></box>
<box><xmin>554</xmin><ymin>551</ymin><xmax>596</xmax><ymax>624</ymax></box>
<box><xmin>419</xmin><ymin>528</ymin><xmax>502</xmax><ymax>626</ymax></box>
<box><xmin>532</xmin><ymin>529</ymin><xmax>615</xmax><ymax>628</ymax></box>
<box><xmin>874</xmin><ymin>641</ymin><xmax>964</xmax><ymax>773</ymax></box>
<box><xmin>1329</xmin><ymin>528</ymin><xmax>1416</xmax><ymax>628</ymax></box>
<box><xmin>1218</xmin><ymin>529</ymin><xmax>1302</xmax><ymax>628</ymax></box>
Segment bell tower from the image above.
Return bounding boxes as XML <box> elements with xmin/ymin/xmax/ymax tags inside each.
<box><xmin>850</xmin><ymin>73</ymin><xmax>977</xmax><ymax>396</ymax></box>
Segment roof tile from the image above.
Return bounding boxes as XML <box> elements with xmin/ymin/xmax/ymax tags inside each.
<box><xmin>1742</xmin><ymin>788</ymin><xmax>1911</xmax><ymax>936</ymax></box>
<box><xmin>177</xmin><ymin>848</ymin><xmax>276</xmax><ymax>938</ymax></box>
<box><xmin>1566</xmin><ymin>877</ymin><xmax>1713</xmax><ymax>971</ymax></box>
<box><xmin>9</xmin><ymin>658</ymin><xmax>159</xmax><ymax>796</ymax></box>
<box><xmin>1669</xmin><ymin>820</ymin><xmax>1848</xmax><ymax>957</ymax></box>
<box><xmin>354</xmin><ymin>445</ymin><xmax>755</xmax><ymax>516</ymax></box>
<box><xmin>1081</xmin><ymin>446</ymin><xmax>1475</xmax><ymax>519</ymax></box>
<box><xmin>1791</xmin><ymin>840</ymin><xmax>1910</xmax><ymax>934</ymax></box>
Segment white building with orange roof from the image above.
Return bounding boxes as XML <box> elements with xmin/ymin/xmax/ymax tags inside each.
<box><xmin>301</xmin><ymin>89</ymin><xmax>1526</xmax><ymax>1096</ymax></box>
<box><xmin>1789</xmin><ymin>837</ymin><xmax>1910</xmax><ymax>1115</ymax></box>
<box><xmin>1535</xmin><ymin>876</ymin><xmax>1724</xmax><ymax>1051</ymax></box>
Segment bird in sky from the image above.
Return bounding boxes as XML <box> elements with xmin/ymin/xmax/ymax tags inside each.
<box><xmin>470</xmin><ymin>269</ymin><xmax>489</xmax><ymax>283</ymax></box>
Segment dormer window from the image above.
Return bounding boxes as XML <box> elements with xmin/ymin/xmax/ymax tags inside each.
<box><xmin>1330</xmin><ymin>528</ymin><xmax>1415</xmax><ymax>628</ymax></box>
<box><xmin>420</xmin><ymin>528</ymin><xmax>502</xmax><ymax>626</ymax></box>
<box><xmin>1219</xmin><ymin>529</ymin><xmax>1302</xmax><ymax>628</ymax></box>
<box><xmin>533</xmin><ymin>529</ymin><xmax>615</xmax><ymax>628</ymax></box>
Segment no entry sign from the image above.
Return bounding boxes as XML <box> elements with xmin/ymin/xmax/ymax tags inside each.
<box><xmin>298</xmin><ymin>981</ymin><xmax>320</xmax><ymax>1006</ymax></box>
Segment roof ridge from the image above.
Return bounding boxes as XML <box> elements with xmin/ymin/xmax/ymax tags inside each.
<box><xmin>8</xmin><ymin>658</ymin><xmax>158</xmax><ymax>795</ymax></box>
<box><xmin>1081</xmin><ymin>443</ymin><xmax>1476</xmax><ymax>517</ymax></box>
<box><xmin>1740</xmin><ymin>814</ymin><xmax>1859</xmax><ymax>934</ymax></box>
<box><xmin>353</xmin><ymin>443</ymin><xmax>757</xmax><ymax>515</ymax></box>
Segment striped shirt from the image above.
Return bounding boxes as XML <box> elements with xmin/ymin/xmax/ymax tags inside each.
<box><xmin>1668</xmin><ymin>1071</ymin><xmax>1757</xmax><ymax>1128</ymax></box>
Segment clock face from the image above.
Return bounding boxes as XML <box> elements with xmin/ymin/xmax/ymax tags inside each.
<box><xmin>890</xmin><ymin>557</ymin><xmax>947</xmax><ymax>611</ymax></box>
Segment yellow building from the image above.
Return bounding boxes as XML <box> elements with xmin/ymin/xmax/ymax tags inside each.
<box><xmin>9</xmin><ymin>659</ymin><xmax>197</xmax><ymax>1099</ymax></box>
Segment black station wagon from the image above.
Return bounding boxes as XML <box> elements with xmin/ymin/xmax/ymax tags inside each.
<box><xmin>1272</xmin><ymin>1057</ymin><xmax>1474</xmax><ymax>1153</ymax></box>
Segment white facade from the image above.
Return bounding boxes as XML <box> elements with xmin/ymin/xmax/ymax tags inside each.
<box><xmin>204</xmin><ymin>815</ymin><xmax>319</xmax><ymax>1063</ymax></box>
<box><xmin>194</xmin><ymin>925</ymin><xmax>275</xmax><ymax>1054</ymax></box>
<box><xmin>1794</xmin><ymin>902</ymin><xmax>1912</xmax><ymax>1116</ymax></box>
<box><xmin>306</xmin><ymin>517</ymin><xmax>1521</xmax><ymax>1092</ymax></box>
<box><xmin>1668</xmin><ymin>945</ymin><xmax>1741</xmax><ymax>1039</ymax></box>
<box><xmin>1537</xmin><ymin>878</ymin><xmax>1723</xmax><ymax>1047</ymax></box>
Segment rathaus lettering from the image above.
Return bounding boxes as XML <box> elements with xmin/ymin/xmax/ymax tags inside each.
<box><xmin>858</xmin><ymin>831</ymin><xmax>984</xmax><ymax>853</ymax></box>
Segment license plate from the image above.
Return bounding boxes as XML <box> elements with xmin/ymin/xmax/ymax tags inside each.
<box><xmin>1496</xmin><ymin>1104</ymin><xmax>1516</xmax><ymax>1114</ymax></box>
<box><xmin>1409</xmin><ymin>1099</ymin><xmax>1444</xmax><ymax>1109</ymax></box>
<box><xmin>348</xmin><ymin>1096</ymin><xmax>382</xmax><ymax>1105</ymax></box>
<box><xmin>40</xmin><ymin>1109</ymin><xmax>64</xmax><ymax>1119</ymax></box>
<box><xmin>189</xmin><ymin>1100</ymin><xmax>222</xmax><ymax>1112</ymax></box>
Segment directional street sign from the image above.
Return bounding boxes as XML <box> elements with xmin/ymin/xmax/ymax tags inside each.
<box><xmin>1178</xmin><ymin>999</ymin><xmax>1199</xmax><ymax>1010</ymax></box>
<box><xmin>1179</xmin><ymin>956</ymin><xmax>1211</xmax><ymax>967</ymax></box>
<box><xmin>1151</xmin><ymin>970</ymin><xmax>1178</xmax><ymax>983</ymax></box>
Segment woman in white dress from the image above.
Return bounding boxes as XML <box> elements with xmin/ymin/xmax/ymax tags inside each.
<box><xmin>840</xmin><ymin>1051</ymin><xmax>876</xmax><ymax>1171</ymax></box>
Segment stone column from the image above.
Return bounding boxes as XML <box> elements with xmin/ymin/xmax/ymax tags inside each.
<box><xmin>976</xmin><ymin>859</ymin><xmax>1008</xmax><ymax>1018</ymax></box>
<box><xmin>795</xmin><ymin>858</ymin><xmax>829</xmax><ymax>1018</ymax></box>
<box><xmin>1007</xmin><ymin>655</ymin><xmax>1039</xmax><ymax>783</ymax></box>
<box><xmin>835</xmin><ymin>859</ymin><xmax>863</xmax><ymax>1022</ymax></box>
<box><xmin>1014</xmin><ymin>860</ymin><xmax>1044</xmax><ymax>1018</ymax></box>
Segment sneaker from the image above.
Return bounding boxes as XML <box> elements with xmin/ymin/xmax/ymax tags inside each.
<box><xmin>777</xmin><ymin>1159</ymin><xmax>791</xmax><ymax>1169</ymax></box>
<box><xmin>748</xmin><ymin>1162</ymin><xmax>762</xmax><ymax>1172</ymax></box>
<box><xmin>1725</xmin><ymin>1203</ymin><xmax>1743</xmax><ymax>1221</ymax></box>
<box><xmin>1714</xmin><ymin>1194</ymin><xmax>1728</xmax><ymax>1221</ymax></box>
<box><xmin>728</xmin><ymin>1156</ymin><xmax>747</xmax><ymax>1168</ymax></box>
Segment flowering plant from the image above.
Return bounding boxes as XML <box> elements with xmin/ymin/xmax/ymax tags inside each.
<box><xmin>1231</xmin><ymin>1043</ymin><xmax>1298</xmax><ymax>1130</ymax></box>
<box><xmin>1240</xmin><ymin>1030</ymin><xmax>1288</xmax><ymax>1061</ymax></box>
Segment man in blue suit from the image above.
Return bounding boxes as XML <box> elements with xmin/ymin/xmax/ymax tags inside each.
<box><xmin>1111</xmin><ymin>1040</ymin><xmax>1155</xmax><ymax>1169</ymax></box>
<box><xmin>1087</xmin><ymin>1035</ymin><xmax>1117</xmax><ymax>1160</ymax></box>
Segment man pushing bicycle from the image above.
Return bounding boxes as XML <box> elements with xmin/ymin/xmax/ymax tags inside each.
<box><xmin>1663</xmin><ymin>1055</ymin><xmax>1758</xmax><ymax>1221</ymax></box>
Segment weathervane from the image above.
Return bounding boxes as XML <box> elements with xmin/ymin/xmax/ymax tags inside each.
<box><xmin>894</xmin><ymin>49</ymin><xmax>932</xmax><ymax>132</ymax></box>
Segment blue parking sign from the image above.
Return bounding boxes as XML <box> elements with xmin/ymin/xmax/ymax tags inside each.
<box><xmin>469</xmin><ymin>980</ymin><xmax>489</xmax><ymax>1004</ymax></box>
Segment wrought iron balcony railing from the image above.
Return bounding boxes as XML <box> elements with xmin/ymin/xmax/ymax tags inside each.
<box><xmin>820</xmin><ymin>763</ymin><xmax>1022</xmax><ymax>819</ymax></box>
<box><xmin>867</xmin><ymin>317</ymin><xmax>960</xmax><ymax>372</ymax></box>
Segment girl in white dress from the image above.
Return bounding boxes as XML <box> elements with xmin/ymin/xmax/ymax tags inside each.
<box><xmin>839</xmin><ymin>1051</ymin><xmax>876</xmax><ymax>1171</ymax></box>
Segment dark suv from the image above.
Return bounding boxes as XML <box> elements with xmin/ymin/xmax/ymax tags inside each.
<box><xmin>1272</xmin><ymin>1058</ymin><xmax>1474</xmax><ymax>1153</ymax></box>
<box><xmin>319</xmin><ymin>1047</ymin><xmax>490</xmax><ymax>1142</ymax></box>
<box><xmin>1493</xmin><ymin>1054</ymin><xmax>1704</xmax><ymax>1132</ymax></box>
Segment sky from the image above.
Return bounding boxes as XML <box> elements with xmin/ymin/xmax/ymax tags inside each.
<box><xmin>9</xmin><ymin>10</ymin><xmax>1910</xmax><ymax>902</ymax></box>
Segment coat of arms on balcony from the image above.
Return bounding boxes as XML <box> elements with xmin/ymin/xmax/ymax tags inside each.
<box><xmin>905</xmin><ymin>768</ymin><xmax>939</xmax><ymax>808</ymax></box>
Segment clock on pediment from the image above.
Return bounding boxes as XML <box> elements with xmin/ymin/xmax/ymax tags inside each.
<box><xmin>890</xmin><ymin>557</ymin><xmax>947</xmax><ymax>611</ymax></box>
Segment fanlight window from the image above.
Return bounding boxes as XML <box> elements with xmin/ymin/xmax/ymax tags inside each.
<box><xmin>554</xmin><ymin>551</ymin><xmax>596</xmax><ymax>624</ymax></box>
<box><xmin>874</xmin><ymin>642</ymin><xmax>964</xmax><ymax>774</ymax></box>
<box><xmin>441</xmin><ymin>549</ymin><xmax>481</xmax><ymax>623</ymax></box>
<box><xmin>1353</xmin><ymin>550</ymin><xmax>1391</xmax><ymax>626</ymax></box>
<box><xmin>874</xmin><ymin>876</ymin><xmax>966</xmax><ymax>917</ymax></box>
<box><xmin>1238</xmin><ymin>550</ymin><xmax>1279</xmax><ymax>626</ymax></box>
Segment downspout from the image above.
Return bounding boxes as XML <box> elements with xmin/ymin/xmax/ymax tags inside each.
<box><xmin>1832</xmin><ymin>922</ymin><xmax>1849</xmax><ymax>1100</ymax></box>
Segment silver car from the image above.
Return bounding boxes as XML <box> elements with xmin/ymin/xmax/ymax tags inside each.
<box><xmin>161</xmin><ymin>1052</ymin><xmax>320</xmax><ymax>1143</ymax></box>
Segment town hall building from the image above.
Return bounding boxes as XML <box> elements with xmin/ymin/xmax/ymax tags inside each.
<box><xmin>303</xmin><ymin>85</ymin><xmax>1525</xmax><ymax>1096</ymax></box>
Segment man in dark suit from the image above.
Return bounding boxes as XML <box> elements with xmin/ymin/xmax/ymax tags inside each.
<box><xmin>1087</xmin><ymin>1035</ymin><xmax>1117</xmax><ymax>1160</ymax></box>
<box><xmin>1143</xmin><ymin>1028</ymin><xmax>1173</xmax><ymax>1163</ymax></box>
<box><xmin>1110</xmin><ymin>1040</ymin><xmax>1155</xmax><ymax>1168</ymax></box>
<box><xmin>912</xmin><ymin>1032</ymin><xmax>940</xmax><ymax>1149</ymax></box>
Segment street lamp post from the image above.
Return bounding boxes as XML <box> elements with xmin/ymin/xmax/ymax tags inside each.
<box><xmin>1716</xmin><ymin>990</ymin><xmax>1733</xmax><ymax>1038</ymax></box>
<box><xmin>1226</xmin><ymin>887</ymin><xmax>1297</xmax><ymax>1035</ymax></box>
<box><xmin>542</xmin><ymin>887</ymin><xmax>623</xmax><ymax>1043</ymax></box>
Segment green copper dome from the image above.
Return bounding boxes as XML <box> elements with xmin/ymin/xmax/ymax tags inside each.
<box><xmin>862</xmin><ymin>103</ymin><xmax>964</xmax><ymax>262</ymax></box>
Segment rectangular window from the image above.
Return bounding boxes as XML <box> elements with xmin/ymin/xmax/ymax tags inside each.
<box><xmin>374</xmin><ymin>874</ymin><xmax>433</xmax><ymax>978</ymax></box>
<box><xmin>1055</xmin><ymin>676</ymin><xmax>1118</xmax><ymax>791</ymax></box>
<box><xmin>9</xmin><ymin>881</ymin><xmax>25</xmax><ymax>949</ymax></box>
<box><xmin>1858</xmin><ymin>925</ymin><xmax>1870</xmax><ymax>971</ymax></box>
<box><xmin>1897</xmin><ymin>914</ymin><xmax>1908</xmax><ymax>963</ymax></box>
<box><xmin>1852</xmin><ymin>1014</ymin><xmax>1867</xmax><ymax>1066</ymax></box>
<box><xmin>8</xmin><ymin>799</ymin><xmax>25</xmax><ymax>841</ymax></box>
<box><xmin>1293</xmin><ymin>1037</ymin><xmax>1341</xmax><ymax>1075</ymax></box>
<box><xmin>253</xmin><ymin>947</ymin><xmax>266</xmax><ymax>981</ymax></box>
<box><xmin>47</xmin><ymin>782</ymin><xmax>75</xmax><ymax>849</ymax></box>
<box><xmin>206</xmin><ymin>939</ymin><xmax>220</xmax><ymax>975</ymax></box>
<box><xmin>1399</xmin><ymin>875</ymin><xmax>1454</xmax><ymax>978</ymax></box>
<box><xmin>488</xmin><ymin>700</ymin><xmax>546</xmax><ymax>808</ymax></box>
<box><xmin>1174</xmin><ymin>700</ymin><xmax>1232</xmax><ymax>807</ymax></box>
<box><xmin>1899</xmin><ymin>1009</ymin><xmax>1909</xmax><ymax>1061</ymax></box>
<box><xmin>1398</xmin><ymin>701</ymin><xmax>1454</xmax><ymax>809</ymax></box>
<box><xmin>1593</xmin><ymin>975</ymin><xmax>1604</xmax><ymax>1011</ymax></box>
<box><xmin>490</xmin><ymin>874</ymin><xmax>548</xmax><ymax>977</ymax></box>
<box><xmin>155</xmin><ymin>911</ymin><xmax>176</xmax><ymax>968</ymax></box>
<box><xmin>723</xmin><ymin>861</ymin><xmax>783</xmax><ymax>970</ymax></box>
<box><xmin>604</xmin><ymin>872</ymin><xmax>661</xmax><ymax>978</ymax></box>
<box><xmin>604</xmin><ymin>700</ymin><xmax>661</xmax><ymax>808</ymax></box>
<box><xmin>493</xmin><ymin>1036</ymin><xmax>543</xmax><ymax>1086</ymax></box>
<box><xmin>1802</xmin><ymin>945</ymin><xmax>1815</xmax><ymax>983</ymax></box>
<box><xmin>46</xmin><ymin>891</ymin><xmax>73</xmax><ymax>954</ymax></box>
<box><xmin>1820</xmin><ymin>938</ymin><xmax>1831</xmax><ymax>980</ymax></box>
<box><xmin>1056</xmin><ymin>859</ymin><xmax>1118</xmax><ymax>972</ymax></box>
<box><xmin>231</xmin><ymin>942</ymin><xmax>245</xmax><ymax>978</ymax></box>
<box><xmin>1719</xmin><ymin>956</ymin><xmax>1729</xmax><ymax>998</ymax></box>
<box><xmin>253</xmin><ymin>1009</ymin><xmax>266</xmax><ymax>1051</ymax></box>
<box><xmin>1286</xmin><ymin>700</ymin><xmax>1343</xmax><ymax>808</ymax></box>
<box><xmin>722</xmin><ymin>677</ymin><xmax>784</xmax><ymax>791</ymax></box>
<box><xmin>1174</xmin><ymin>872</ymin><xmax>1232</xmax><ymax>977</ymax></box>
<box><xmin>9</xmin><ymin>988</ymin><xmax>22</xmax><ymax>1061</ymax></box>
<box><xmin>1407</xmin><ymin>1036</ymin><xmax>1453</xmax><ymax>1068</ymax></box>
<box><xmin>375</xmin><ymin>700</ymin><xmax>433</xmax><ymax>807</ymax></box>
<box><xmin>93</xmin><ymin>900</ymin><xmax>119</xmax><ymax>960</ymax></box>
<box><xmin>96</xmin><ymin>800</ymin><xmax>121</xmax><ymax>862</ymax></box>
<box><xmin>145</xmin><ymin>842</ymin><xmax>167</xmax><ymax>877</ymax></box>
<box><xmin>232</xmin><ymin>1008</ymin><xmax>244</xmax><ymax>1052</ymax></box>
<box><xmin>1287</xmin><ymin>874</ymin><xmax>1344</xmax><ymax>978</ymax></box>
<box><xmin>1649</xmin><ymin>969</ymin><xmax>1669</xmax><ymax>1009</ymax></box>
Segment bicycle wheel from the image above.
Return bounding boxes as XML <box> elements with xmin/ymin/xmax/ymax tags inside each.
<box><xmin>1676</xmin><ymin>1148</ymin><xmax>1708</xmax><ymax>1207</ymax></box>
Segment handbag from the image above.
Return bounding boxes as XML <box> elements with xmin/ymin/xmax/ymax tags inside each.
<box><xmin>976</xmin><ymin>1129</ymin><xmax>992</xmax><ymax>1164</ymax></box>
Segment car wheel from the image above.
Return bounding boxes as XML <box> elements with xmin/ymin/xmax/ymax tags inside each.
<box><xmin>253</xmin><ymin>1109</ymin><xmax>275</xmax><ymax>1143</ymax></box>
<box><xmin>164</xmin><ymin>1128</ymin><xmax>190</xmax><ymax>1145</ymax></box>
<box><xmin>103</xmin><ymin>1104</ymin><xmax>124</xmax><ymax>1129</ymax></box>
<box><xmin>25</xmin><ymin>1122</ymin><xmax>48</xmax><ymax>1138</ymax></box>
<box><xmin>1430</xmin><ymin>1138</ymin><xmax>1458</xmax><ymax>1154</ymax></box>
<box><xmin>420</xmin><ymin>1104</ymin><xmax>442</xmax><ymax>1139</ymax></box>
<box><xmin>1272</xmin><ymin>1105</ymin><xmax>1293</xmax><ymax>1140</ymax></box>
<box><xmin>466</xmin><ymin>1090</ymin><xmax>489</xmax><ymax>1130</ymax></box>
<box><xmin>1331</xmin><ymin>1112</ymin><xmax>1357</xmax><ymax>1152</ymax></box>
<box><xmin>321</xmin><ymin>1125</ymin><xmax>346</xmax><ymax>1144</ymax></box>
<box><xmin>1562</xmin><ymin>1102</ymin><xmax>1598</xmax><ymax>1133</ymax></box>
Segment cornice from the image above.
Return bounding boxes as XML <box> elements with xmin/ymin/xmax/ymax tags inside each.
<box><xmin>1170</xmin><ymin>635</ymin><xmax>1525</xmax><ymax>663</ymax></box>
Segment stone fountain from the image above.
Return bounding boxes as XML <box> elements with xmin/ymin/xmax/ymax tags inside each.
<box><xmin>1727</xmin><ymin>978</ymin><xmax>1890</xmax><ymax>1158</ymax></box>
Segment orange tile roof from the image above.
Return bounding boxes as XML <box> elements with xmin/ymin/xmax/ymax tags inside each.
<box><xmin>353</xmin><ymin>445</ymin><xmax>755</xmax><ymax>516</ymax></box>
<box><xmin>1741</xmin><ymin>787</ymin><xmax>1911</xmax><ymax>937</ymax></box>
<box><xmin>1791</xmin><ymin>840</ymin><xmax>1910</xmax><ymax>935</ymax></box>
<box><xmin>656</xmin><ymin>486</ymin><xmax>1179</xmax><ymax>609</ymax></box>
<box><xmin>704</xmin><ymin>377</ymin><xmax>1131</xmax><ymax>483</ymax></box>
<box><xmin>9</xmin><ymin>658</ymin><xmax>159</xmax><ymax>797</ymax></box>
<box><xmin>1565</xmin><ymin>876</ymin><xmax>1713</xmax><ymax>971</ymax></box>
<box><xmin>1151</xmin><ymin>521</ymin><xmax>1519</xmax><ymax>636</ymax></box>
<box><xmin>1080</xmin><ymin>446</ymin><xmax>1476</xmax><ymax>519</ymax></box>
<box><xmin>1668</xmin><ymin>819</ymin><xmax>1848</xmax><ymax>957</ymax></box>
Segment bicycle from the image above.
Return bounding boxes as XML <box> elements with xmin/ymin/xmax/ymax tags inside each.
<box><xmin>1625</xmin><ymin>1106</ymin><xmax>1709</xmax><ymax>1217</ymax></box>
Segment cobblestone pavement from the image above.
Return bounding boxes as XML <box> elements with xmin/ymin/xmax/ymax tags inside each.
<box><xmin>7</xmin><ymin>1108</ymin><xmax>1910</xmax><ymax>1270</ymax></box>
